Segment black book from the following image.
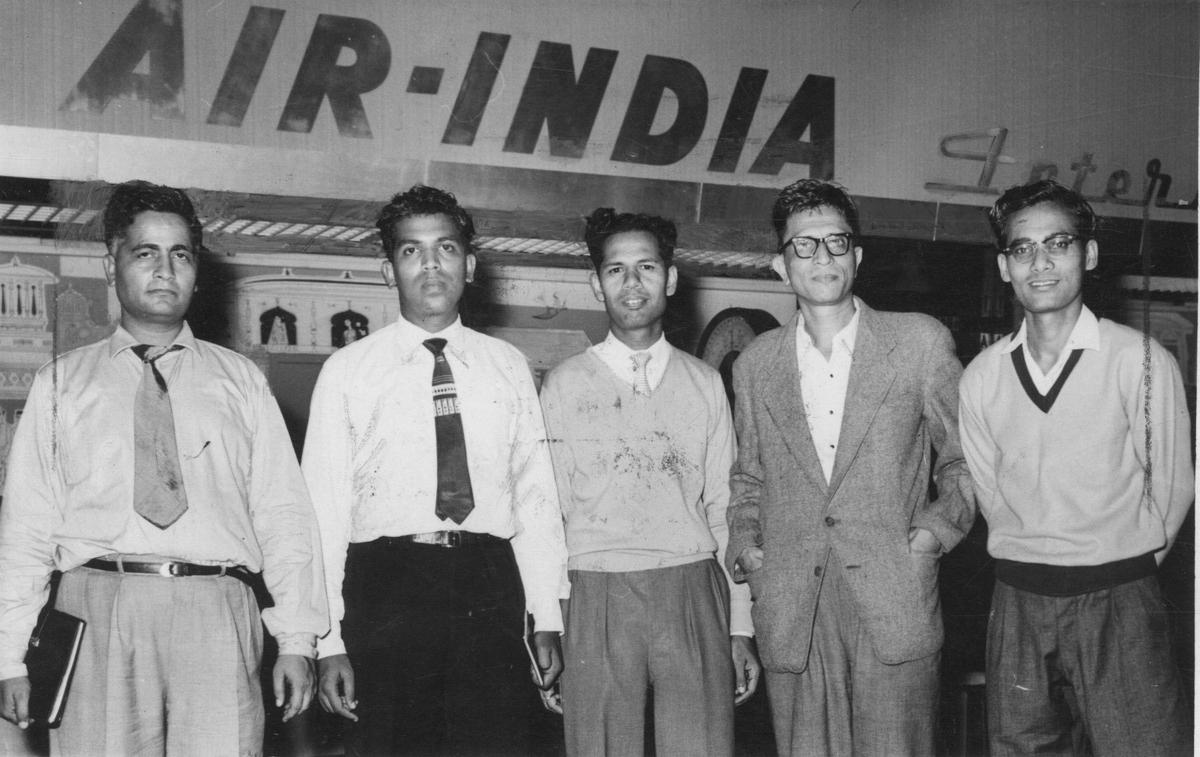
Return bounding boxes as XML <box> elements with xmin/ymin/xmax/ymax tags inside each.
<box><xmin>25</xmin><ymin>607</ymin><xmax>85</xmax><ymax>728</ymax></box>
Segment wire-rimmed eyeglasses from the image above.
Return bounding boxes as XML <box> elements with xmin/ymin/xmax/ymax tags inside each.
<box><xmin>1002</xmin><ymin>233</ymin><xmax>1083</xmax><ymax>264</ymax></box>
<box><xmin>778</xmin><ymin>232</ymin><xmax>854</xmax><ymax>259</ymax></box>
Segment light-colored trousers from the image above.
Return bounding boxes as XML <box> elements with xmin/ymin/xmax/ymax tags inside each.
<box><xmin>51</xmin><ymin>566</ymin><xmax>264</xmax><ymax>757</ymax></box>
<box><xmin>561</xmin><ymin>560</ymin><xmax>734</xmax><ymax>757</ymax></box>
<box><xmin>765</xmin><ymin>559</ymin><xmax>940</xmax><ymax>757</ymax></box>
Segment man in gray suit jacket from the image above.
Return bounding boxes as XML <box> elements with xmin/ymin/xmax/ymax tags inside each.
<box><xmin>726</xmin><ymin>179</ymin><xmax>975</xmax><ymax>756</ymax></box>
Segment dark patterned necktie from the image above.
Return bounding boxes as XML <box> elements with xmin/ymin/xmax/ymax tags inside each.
<box><xmin>423</xmin><ymin>338</ymin><xmax>475</xmax><ymax>524</ymax></box>
<box><xmin>132</xmin><ymin>344</ymin><xmax>188</xmax><ymax>529</ymax></box>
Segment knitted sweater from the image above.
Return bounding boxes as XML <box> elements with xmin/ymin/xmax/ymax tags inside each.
<box><xmin>540</xmin><ymin>344</ymin><xmax>752</xmax><ymax>635</ymax></box>
<box><xmin>960</xmin><ymin>313</ymin><xmax>1193</xmax><ymax>566</ymax></box>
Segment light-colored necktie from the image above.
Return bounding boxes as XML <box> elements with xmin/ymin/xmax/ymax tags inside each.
<box><xmin>631</xmin><ymin>352</ymin><xmax>652</xmax><ymax>396</ymax></box>
<box><xmin>132</xmin><ymin>344</ymin><xmax>188</xmax><ymax>529</ymax></box>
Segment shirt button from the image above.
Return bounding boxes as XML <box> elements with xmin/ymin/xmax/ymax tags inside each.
<box><xmin>813</xmin><ymin>566</ymin><xmax>823</xmax><ymax>577</ymax></box>
<box><xmin>824</xmin><ymin>516</ymin><xmax>836</xmax><ymax>527</ymax></box>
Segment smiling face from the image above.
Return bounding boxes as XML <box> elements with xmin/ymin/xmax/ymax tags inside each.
<box><xmin>997</xmin><ymin>202</ymin><xmax>1098</xmax><ymax>318</ymax></box>
<box><xmin>103</xmin><ymin>210</ymin><xmax>197</xmax><ymax>341</ymax></box>
<box><xmin>589</xmin><ymin>230</ymin><xmax>678</xmax><ymax>349</ymax></box>
<box><xmin>381</xmin><ymin>213</ymin><xmax>476</xmax><ymax>332</ymax></box>
<box><xmin>771</xmin><ymin>205</ymin><xmax>862</xmax><ymax>310</ymax></box>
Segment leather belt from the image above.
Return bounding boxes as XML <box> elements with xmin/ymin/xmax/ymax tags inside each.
<box><xmin>383</xmin><ymin>531</ymin><xmax>506</xmax><ymax>548</ymax></box>
<box><xmin>82</xmin><ymin>558</ymin><xmax>272</xmax><ymax>610</ymax></box>
<box><xmin>84</xmin><ymin>558</ymin><xmax>237</xmax><ymax>578</ymax></box>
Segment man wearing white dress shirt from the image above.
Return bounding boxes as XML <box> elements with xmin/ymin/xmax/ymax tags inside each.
<box><xmin>0</xmin><ymin>180</ymin><xmax>327</xmax><ymax>756</ymax></box>
<box><xmin>305</xmin><ymin>185</ymin><xmax>567</xmax><ymax>756</ymax></box>
<box><xmin>539</xmin><ymin>208</ymin><xmax>760</xmax><ymax>756</ymax></box>
<box><xmin>960</xmin><ymin>180</ymin><xmax>1192</xmax><ymax>755</ymax></box>
<box><xmin>727</xmin><ymin>179</ymin><xmax>974</xmax><ymax>756</ymax></box>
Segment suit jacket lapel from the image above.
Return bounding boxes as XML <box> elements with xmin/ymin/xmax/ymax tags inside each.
<box><xmin>827</xmin><ymin>303</ymin><xmax>897</xmax><ymax>497</ymax></box>
<box><xmin>761</xmin><ymin>315</ymin><xmax>829</xmax><ymax>493</ymax></box>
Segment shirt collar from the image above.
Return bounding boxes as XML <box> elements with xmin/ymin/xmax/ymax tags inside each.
<box><xmin>597</xmin><ymin>331</ymin><xmax>671</xmax><ymax>365</ymax></box>
<box><xmin>394</xmin><ymin>315</ymin><xmax>469</xmax><ymax>365</ymax></box>
<box><xmin>109</xmin><ymin>322</ymin><xmax>197</xmax><ymax>359</ymax></box>
<box><xmin>1001</xmin><ymin>305</ymin><xmax>1100</xmax><ymax>354</ymax></box>
<box><xmin>796</xmin><ymin>296</ymin><xmax>861</xmax><ymax>355</ymax></box>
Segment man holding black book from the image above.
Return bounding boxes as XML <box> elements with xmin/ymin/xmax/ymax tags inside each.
<box><xmin>0</xmin><ymin>180</ymin><xmax>328</xmax><ymax>755</ymax></box>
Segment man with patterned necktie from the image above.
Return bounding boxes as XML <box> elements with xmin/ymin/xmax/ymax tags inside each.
<box><xmin>539</xmin><ymin>208</ymin><xmax>760</xmax><ymax>757</ymax></box>
<box><xmin>0</xmin><ymin>180</ymin><xmax>328</xmax><ymax>756</ymax></box>
<box><xmin>304</xmin><ymin>185</ymin><xmax>567</xmax><ymax>756</ymax></box>
<box><xmin>960</xmin><ymin>180</ymin><xmax>1193</xmax><ymax>756</ymax></box>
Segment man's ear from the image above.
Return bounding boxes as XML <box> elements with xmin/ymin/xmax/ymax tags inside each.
<box><xmin>465</xmin><ymin>252</ymin><xmax>477</xmax><ymax>284</ymax></box>
<box><xmin>102</xmin><ymin>253</ymin><xmax>116</xmax><ymax>285</ymax></box>
<box><xmin>589</xmin><ymin>271</ymin><xmax>604</xmax><ymax>302</ymax></box>
<box><xmin>997</xmin><ymin>253</ymin><xmax>1012</xmax><ymax>283</ymax></box>
<box><xmin>1084</xmin><ymin>239</ymin><xmax>1099</xmax><ymax>272</ymax></box>
<box><xmin>666</xmin><ymin>265</ymin><xmax>678</xmax><ymax>296</ymax></box>
<box><xmin>380</xmin><ymin>257</ymin><xmax>396</xmax><ymax>288</ymax></box>
<box><xmin>770</xmin><ymin>255</ymin><xmax>790</xmax><ymax>284</ymax></box>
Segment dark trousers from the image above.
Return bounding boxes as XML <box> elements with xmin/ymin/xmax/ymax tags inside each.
<box><xmin>341</xmin><ymin>536</ymin><xmax>534</xmax><ymax>757</ymax></box>
<box><xmin>986</xmin><ymin>577</ymin><xmax>1192</xmax><ymax>757</ymax></box>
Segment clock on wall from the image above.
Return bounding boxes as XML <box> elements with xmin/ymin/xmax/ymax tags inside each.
<box><xmin>696</xmin><ymin>308</ymin><xmax>779</xmax><ymax>404</ymax></box>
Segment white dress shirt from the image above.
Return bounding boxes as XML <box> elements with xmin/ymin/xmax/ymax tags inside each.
<box><xmin>591</xmin><ymin>332</ymin><xmax>672</xmax><ymax>392</ymax></box>
<box><xmin>0</xmin><ymin>324</ymin><xmax>329</xmax><ymax>679</ymax></box>
<box><xmin>795</xmin><ymin>301</ymin><xmax>861</xmax><ymax>482</ymax></box>
<box><xmin>303</xmin><ymin>316</ymin><xmax>569</xmax><ymax>658</ymax></box>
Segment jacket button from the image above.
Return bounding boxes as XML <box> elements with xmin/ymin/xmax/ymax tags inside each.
<box><xmin>824</xmin><ymin>516</ymin><xmax>836</xmax><ymax>527</ymax></box>
<box><xmin>813</xmin><ymin>566</ymin><xmax>823</xmax><ymax>577</ymax></box>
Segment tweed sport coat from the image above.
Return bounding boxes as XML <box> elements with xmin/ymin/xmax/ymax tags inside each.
<box><xmin>726</xmin><ymin>302</ymin><xmax>976</xmax><ymax>673</ymax></box>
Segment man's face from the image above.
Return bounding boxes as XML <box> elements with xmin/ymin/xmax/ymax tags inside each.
<box><xmin>381</xmin><ymin>214</ymin><xmax>476</xmax><ymax>332</ymax></box>
<box><xmin>102</xmin><ymin>210</ymin><xmax>197</xmax><ymax>331</ymax></box>
<box><xmin>771</xmin><ymin>206</ymin><xmax>862</xmax><ymax>308</ymax></box>
<box><xmin>997</xmin><ymin>203</ymin><xmax>1098</xmax><ymax>316</ymax></box>
<box><xmin>589</xmin><ymin>230</ymin><xmax>678</xmax><ymax>343</ymax></box>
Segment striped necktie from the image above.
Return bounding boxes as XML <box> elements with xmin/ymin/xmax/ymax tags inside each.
<box><xmin>631</xmin><ymin>351</ymin><xmax>652</xmax><ymax>396</ymax></box>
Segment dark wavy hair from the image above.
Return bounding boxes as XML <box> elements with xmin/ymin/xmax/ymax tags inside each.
<box><xmin>376</xmin><ymin>185</ymin><xmax>475</xmax><ymax>259</ymax></box>
<box><xmin>988</xmin><ymin>180</ymin><xmax>1098</xmax><ymax>248</ymax></box>
<box><xmin>771</xmin><ymin>178</ymin><xmax>860</xmax><ymax>242</ymax></box>
<box><xmin>103</xmin><ymin>180</ymin><xmax>203</xmax><ymax>251</ymax></box>
<box><xmin>583</xmin><ymin>208</ymin><xmax>677</xmax><ymax>271</ymax></box>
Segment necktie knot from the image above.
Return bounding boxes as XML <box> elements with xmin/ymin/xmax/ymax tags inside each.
<box><xmin>133</xmin><ymin>345</ymin><xmax>182</xmax><ymax>392</ymax></box>
<box><xmin>423</xmin><ymin>338</ymin><xmax>448</xmax><ymax>357</ymax></box>
<box><xmin>133</xmin><ymin>343</ymin><xmax>183</xmax><ymax>362</ymax></box>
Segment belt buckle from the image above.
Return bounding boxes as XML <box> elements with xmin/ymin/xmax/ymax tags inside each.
<box><xmin>159</xmin><ymin>563</ymin><xmax>182</xmax><ymax>577</ymax></box>
<box><xmin>447</xmin><ymin>531</ymin><xmax>462</xmax><ymax>548</ymax></box>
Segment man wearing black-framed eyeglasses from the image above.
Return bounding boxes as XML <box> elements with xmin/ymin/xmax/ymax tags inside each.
<box><xmin>725</xmin><ymin>178</ymin><xmax>974</xmax><ymax>756</ymax></box>
<box><xmin>960</xmin><ymin>180</ymin><xmax>1192</xmax><ymax>756</ymax></box>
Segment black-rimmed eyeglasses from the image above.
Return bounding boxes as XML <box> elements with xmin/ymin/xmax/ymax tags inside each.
<box><xmin>778</xmin><ymin>233</ymin><xmax>854</xmax><ymax>259</ymax></box>
<box><xmin>1002</xmin><ymin>233</ymin><xmax>1083</xmax><ymax>264</ymax></box>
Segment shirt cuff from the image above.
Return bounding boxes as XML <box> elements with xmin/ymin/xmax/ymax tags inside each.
<box><xmin>528</xmin><ymin>597</ymin><xmax>564</xmax><ymax>634</ymax></box>
<box><xmin>316</xmin><ymin>633</ymin><xmax>347</xmax><ymax>659</ymax></box>
<box><xmin>0</xmin><ymin>663</ymin><xmax>28</xmax><ymax>681</ymax></box>
<box><xmin>729</xmin><ymin>589</ymin><xmax>754</xmax><ymax>637</ymax></box>
<box><xmin>276</xmin><ymin>632</ymin><xmax>318</xmax><ymax>659</ymax></box>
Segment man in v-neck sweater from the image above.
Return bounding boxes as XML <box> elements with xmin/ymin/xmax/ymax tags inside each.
<box><xmin>960</xmin><ymin>180</ymin><xmax>1193</xmax><ymax>756</ymax></box>
<box><xmin>540</xmin><ymin>208</ymin><xmax>759</xmax><ymax>757</ymax></box>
